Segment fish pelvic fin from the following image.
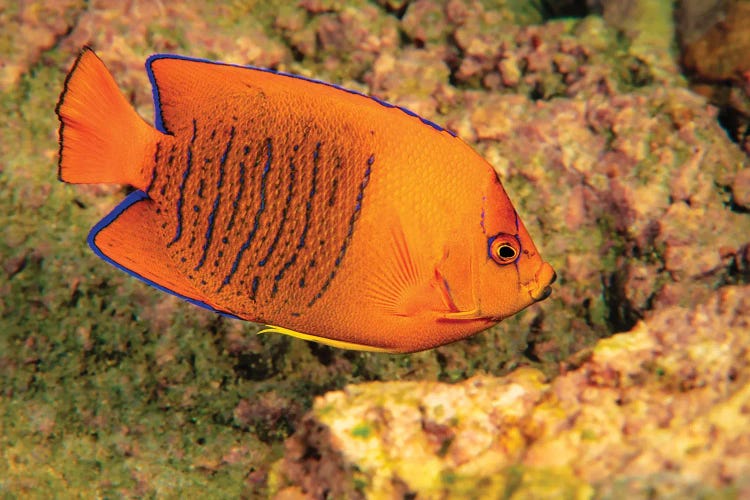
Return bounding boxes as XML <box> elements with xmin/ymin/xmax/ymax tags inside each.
<box><xmin>56</xmin><ymin>47</ymin><xmax>164</xmax><ymax>190</ymax></box>
<box><xmin>258</xmin><ymin>325</ymin><xmax>394</xmax><ymax>353</ymax></box>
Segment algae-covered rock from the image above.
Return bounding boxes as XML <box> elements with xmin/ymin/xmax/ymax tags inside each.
<box><xmin>678</xmin><ymin>0</ymin><xmax>750</xmax><ymax>155</ymax></box>
<box><xmin>0</xmin><ymin>1</ymin><xmax>82</xmax><ymax>90</ymax></box>
<box><xmin>271</xmin><ymin>285</ymin><xmax>750</xmax><ymax>498</ymax></box>
<box><xmin>456</xmin><ymin>79</ymin><xmax>748</xmax><ymax>362</ymax></box>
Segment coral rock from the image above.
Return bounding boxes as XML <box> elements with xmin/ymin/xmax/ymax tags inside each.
<box><xmin>271</xmin><ymin>286</ymin><xmax>750</xmax><ymax>498</ymax></box>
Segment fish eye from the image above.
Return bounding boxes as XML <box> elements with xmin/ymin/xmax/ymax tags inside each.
<box><xmin>488</xmin><ymin>234</ymin><xmax>520</xmax><ymax>265</ymax></box>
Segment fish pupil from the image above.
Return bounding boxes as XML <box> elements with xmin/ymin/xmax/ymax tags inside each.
<box><xmin>497</xmin><ymin>245</ymin><xmax>516</xmax><ymax>260</ymax></box>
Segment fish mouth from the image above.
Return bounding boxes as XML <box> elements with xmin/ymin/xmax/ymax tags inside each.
<box><xmin>528</xmin><ymin>262</ymin><xmax>556</xmax><ymax>303</ymax></box>
<box><xmin>440</xmin><ymin>262</ymin><xmax>556</xmax><ymax>323</ymax></box>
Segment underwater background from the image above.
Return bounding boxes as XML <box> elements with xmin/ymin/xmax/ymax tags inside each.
<box><xmin>1</xmin><ymin>0</ymin><xmax>749</xmax><ymax>497</ymax></box>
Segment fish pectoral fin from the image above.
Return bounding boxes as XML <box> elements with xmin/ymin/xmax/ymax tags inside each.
<box><xmin>433</xmin><ymin>267</ymin><xmax>483</xmax><ymax>320</ymax></box>
<box><xmin>432</xmin><ymin>266</ymin><xmax>461</xmax><ymax>313</ymax></box>
<box><xmin>90</xmin><ymin>191</ymin><xmax>237</xmax><ymax>318</ymax></box>
<box><xmin>364</xmin><ymin>223</ymin><xmax>459</xmax><ymax>317</ymax></box>
<box><xmin>258</xmin><ymin>325</ymin><xmax>394</xmax><ymax>353</ymax></box>
<box><xmin>433</xmin><ymin>245</ymin><xmax>484</xmax><ymax>321</ymax></box>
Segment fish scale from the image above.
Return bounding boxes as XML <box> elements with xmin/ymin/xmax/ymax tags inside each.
<box><xmin>146</xmin><ymin>112</ymin><xmax>376</xmax><ymax>319</ymax></box>
<box><xmin>55</xmin><ymin>48</ymin><xmax>555</xmax><ymax>352</ymax></box>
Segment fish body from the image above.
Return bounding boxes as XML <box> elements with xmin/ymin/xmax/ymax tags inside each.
<box><xmin>56</xmin><ymin>48</ymin><xmax>555</xmax><ymax>353</ymax></box>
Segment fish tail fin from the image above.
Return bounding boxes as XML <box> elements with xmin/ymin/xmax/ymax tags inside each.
<box><xmin>56</xmin><ymin>47</ymin><xmax>163</xmax><ymax>190</ymax></box>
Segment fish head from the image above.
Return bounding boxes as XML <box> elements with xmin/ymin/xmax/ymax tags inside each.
<box><xmin>444</xmin><ymin>173</ymin><xmax>555</xmax><ymax>324</ymax></box>
<box><xmin>476</xmin><ymin>214</ymin><xmax>556</xmax><ymax>321</ymax></box>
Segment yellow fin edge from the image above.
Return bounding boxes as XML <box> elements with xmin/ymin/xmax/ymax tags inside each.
<box><xmin>258</xmin><ymin>324</ymin><xmax>395</xmax><ymax>353</ymax></box>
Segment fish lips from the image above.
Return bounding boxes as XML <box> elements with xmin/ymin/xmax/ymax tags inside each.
<box><xmin>529</xmin><ymin>262</ymin><xmax>556</xmax><ymax>302</ymax></box>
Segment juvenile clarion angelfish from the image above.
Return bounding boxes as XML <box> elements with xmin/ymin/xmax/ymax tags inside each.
<box><xmin>56</xmin><ymin>48</ymin><xmax>555</xmax><ymax>353</ymax></box>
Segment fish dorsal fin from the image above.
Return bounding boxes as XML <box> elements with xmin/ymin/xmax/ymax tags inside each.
<box><xmin>145</xmin><ymin>54</ymin><xmax>455</xmax><ymax>138</ymax></box>
<box><xmin>146</xmin><ymin>55</ymin><xmax>248</xmax><ymax>134</ymax></box>
<box><xmin>89</xmin><ymin>191</ymin><xmax>238</xmax><ymax>318</ymax></box>
<box><xmin>365</xmin><ymin>223</ymin><xmax>459</xmax><ymax>317</ymax></box>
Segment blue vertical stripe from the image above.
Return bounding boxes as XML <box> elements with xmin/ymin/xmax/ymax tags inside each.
<box><xmin>167</xmin><ymin>119</ymin><xmax>197</xmax><ymax>247</ymax></box>
<box><xmin>251</xmin><ymin>276</ymin><xmax>260</xmax><ymax>300</ymax></box>
<box><xmin>145</xmin><ymin>141</ymin><xmax>161</xmax><ymax>193</ymax></box>
<box><xmin>194</xmin><ymin>126</ymin><xmax>235</xmax><ymax>271</ymax></box>
<box><xmin>297</xmin><ymin>141</ymin><xmax>320</xmax><ymax>250</ymax></box>
<box><xmin>226</xmin><ymin>160</ymin><xmax>246</xmax><ymax>232</ymax></box>
<box><xmin>219</xmin><ymin>138</ymin><xmax>272</xmax><ymax>290</ymax></box>
<box><xmin>307</xmin><ymin>155</ymin><xmax>373</xmax><ymax>307</ymax></box>
<box><xmin>258</xmin><ymin>155</ymin><xmax>296</xmax><ymax>267</ymax></box>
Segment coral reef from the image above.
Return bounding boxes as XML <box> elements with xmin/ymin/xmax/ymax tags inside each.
<box><xmin>0</xmin><ymin>0</ymin><xmax>748</xmax><ymax>497</ymax></box>
<box><xmin>678</xmin><ymin>0</ymin><xmax>750</xmax><ymax>155</ymax></box>
<box><xmin>271</xmin><ymin>285</ymin><xmax>750</xmax><ymax>498</ymax></box>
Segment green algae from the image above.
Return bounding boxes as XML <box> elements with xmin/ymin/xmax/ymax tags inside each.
<box><xmin>1</xmin><ymin>43</ymin><xmax>288</xmax><ymax>497</ymax></box>
<box><xmin>350</xmin><ymin>423</ymin><xmax>373</xmax><ymax>439</ymax></box>
<box><xmin>1</xmin><ymin>57</ymin><xmax>259</xmax><ymax>496</ymax></box>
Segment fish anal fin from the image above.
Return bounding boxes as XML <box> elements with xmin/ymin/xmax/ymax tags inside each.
<box><xmin>90</xmin><ymin>191</ymin><xmax>235</xmax><ymax>317</ymax></box>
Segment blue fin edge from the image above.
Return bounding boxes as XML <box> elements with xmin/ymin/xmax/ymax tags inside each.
<box><xmin>144</xmin><ymin>53</ymin><xmax>457</xmax><ymax>138</ymax></box>
<box><xmin>88</xmin><ymin>190</ymin><xmax>241</xmax><ymax>320</ymax></box>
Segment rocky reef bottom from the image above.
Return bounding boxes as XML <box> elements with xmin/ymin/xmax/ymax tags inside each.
<box><xmin>271</xmin><ymin>285</ymin><xmax>750</xmax><ymax>498</ymax></box>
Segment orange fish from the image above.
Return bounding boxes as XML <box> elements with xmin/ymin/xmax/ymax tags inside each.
<box><xmin>56</xmin><ymin>48</ymin><xmax>555</xmax><ymax>353</ymax></box>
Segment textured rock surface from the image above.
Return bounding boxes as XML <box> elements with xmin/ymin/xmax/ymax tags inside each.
<box><xmin>678</xmin><ymin>0</ymin><xmax>750</xmax><ymax>155</ymax></box>
<box><xmin>271</xmin><ymin>285</ymin><xmax>750</xmax><ymax>498</ymax></box>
